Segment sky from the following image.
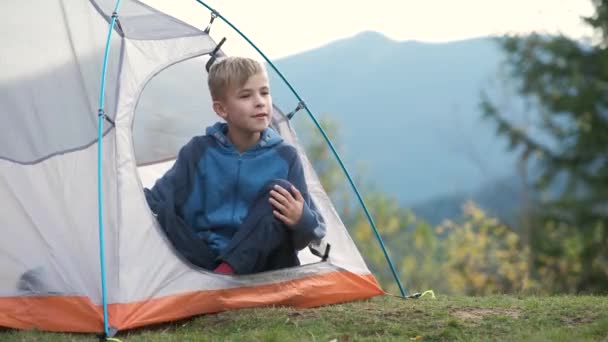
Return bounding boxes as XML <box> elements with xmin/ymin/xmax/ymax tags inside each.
<box><xmin>142</xmin><ymin>0</ymin><xmax>595</xmax><ymax>59</ymax></box>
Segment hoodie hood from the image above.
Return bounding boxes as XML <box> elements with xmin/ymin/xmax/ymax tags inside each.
<box><xmin>206</xmin><ymin>122</ymin><xmax>283</xmax><ymax>153</ymax></box>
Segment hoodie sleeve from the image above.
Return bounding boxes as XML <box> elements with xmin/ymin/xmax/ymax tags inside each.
<box><xmin>143</xmin><ymin>137</ymin><xmax>218</xmax><ymax>269</ymax></box>
<box><xmin>286</xmin><ymin>147</ymin><xmax>327</xmax><ymax>250</ymax></box>
<box><xmin>144</xmin><ymin>137</ymin><xmax>205</xmax><ymax>217</ymax></box>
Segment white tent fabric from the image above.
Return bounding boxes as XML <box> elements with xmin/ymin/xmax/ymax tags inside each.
<box><xmin>0</xmin><ymin>0</ymin><xmax>382</xmax><ymax>333</ymax></box>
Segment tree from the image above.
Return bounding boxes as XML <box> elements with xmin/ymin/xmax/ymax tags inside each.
<box><xmin>481</xmin><ymin>0</ymin><xmax>608</xmax><ymax>292</ymax></box>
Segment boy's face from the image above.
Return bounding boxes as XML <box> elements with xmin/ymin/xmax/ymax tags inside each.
<box><xmin>213</xmin><ymin>72</ymin><xmax>272</xmax><ymax>136</ymax></box>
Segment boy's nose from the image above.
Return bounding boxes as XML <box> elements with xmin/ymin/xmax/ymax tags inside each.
<box><xmin>254</xmin><ymin>96</ymin><xmax>265</xmax><ymax>107</ymax></box>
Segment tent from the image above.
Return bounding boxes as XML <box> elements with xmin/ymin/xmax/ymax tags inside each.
<box><xmin>0</xmin><ymin>0</ymin><xmax>400</xmax><ymax>336</ymax></box>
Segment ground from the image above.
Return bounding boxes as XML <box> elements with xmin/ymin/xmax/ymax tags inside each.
<box><xmin>2</xmin><ymin>294</ymin><xmax>608</xmax><ymax>341</ymax></box>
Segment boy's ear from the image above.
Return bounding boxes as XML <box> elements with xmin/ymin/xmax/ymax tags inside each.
<box><xmin>212</xmin><ymin>100</ymin><xmax>228</xmax><ymax>120</ymax></box>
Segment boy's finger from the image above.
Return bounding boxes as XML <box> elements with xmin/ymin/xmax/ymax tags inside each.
<box><xmin>273</xmin><ymin>185</ymin><xmax>294</xmax><ymax>201</ymax></box>
<box><xmin>291</xmin><ymin>186</ymin><xmax>304</xmax><ymax>201</ymax></box>
<box><xmin>269</xmin><ymin>198</ymin><xmax>286</xmax><ymax>212</ymax></box>
<box><xmin>270</xmin><ymin>190</ymin><xmax>288</xmax><ymax>204</ymax></box>
<box><xmin>273</xmin><ymin>210</ymin><xmax>290</xmax><ymax>225</ymax></box>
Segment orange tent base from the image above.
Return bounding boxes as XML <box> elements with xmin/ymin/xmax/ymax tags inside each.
<box><xmin>0</xmin><ymin>271</ymin><xmax>382</xmax><ymax>333</ymax></box>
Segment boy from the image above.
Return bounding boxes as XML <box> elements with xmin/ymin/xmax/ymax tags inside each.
<box><xmin>144</xmin><ymin>56</ymin><xmax>326</xmax><ymax>275</ymax></box>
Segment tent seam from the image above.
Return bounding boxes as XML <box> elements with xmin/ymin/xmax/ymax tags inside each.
<box><xmin>0</xmin><ymin>129</ymin><xmax>115</xmax><ymax>165</ymax></box>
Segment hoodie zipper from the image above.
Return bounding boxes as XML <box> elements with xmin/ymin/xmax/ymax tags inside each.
<box><xmin>232</xmin><ymin>156</ymin><xmax>242</xmax><ymax>223</ymax></box>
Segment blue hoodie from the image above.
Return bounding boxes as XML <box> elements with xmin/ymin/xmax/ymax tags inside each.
<box><xmin>145</xmin><ymin>122</ymin><xmax>325</xmax><ymax>257</ymax></box>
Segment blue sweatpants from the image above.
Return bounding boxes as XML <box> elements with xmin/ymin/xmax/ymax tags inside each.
<box><xmin>218</xmin><ymin>179</ymin><xmax>300</xmax><ymax>274</ymax></box>
<box><xmin>154</xmin><ymin>179</ymin><xmax>300</xmax><ymax>274</ymax></box>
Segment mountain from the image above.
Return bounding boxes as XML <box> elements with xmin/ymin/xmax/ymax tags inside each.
<box><xmin>270</xmin><ymin>32</ymin><xmax>520</xmax><ymax>210</ymax></box>
<box><xmin>411</xmin><ymin>175</ymin><xmax>525</xmax><ymax>226</ymax></box>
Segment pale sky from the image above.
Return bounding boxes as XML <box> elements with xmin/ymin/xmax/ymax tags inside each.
<box><xmin>142</xmin><ymin>0</ymin><xmax>595</xmax><ymax>59</ymax></box>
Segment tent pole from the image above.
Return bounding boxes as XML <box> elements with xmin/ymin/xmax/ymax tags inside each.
<box><xmin>97</xmin><ymin>0</ymin><xmax>123</xmax><ymax>338</ymax></box>
<box><xmin>193</xmin><ymin>0</ymin><xmax>407</xmax><ymax>298</ymax></box>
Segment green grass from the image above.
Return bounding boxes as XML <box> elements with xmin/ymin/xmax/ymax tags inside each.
<box><xmin>2</xmin><ymin>295</ymin><xmax>608</xmax><ymax>341</ymax></box>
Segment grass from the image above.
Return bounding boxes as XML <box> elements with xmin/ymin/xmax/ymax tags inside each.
<box><xmin>2</xmin><ymin>295</ymin><xmax>608</xmax><ymax>341</ymax></box>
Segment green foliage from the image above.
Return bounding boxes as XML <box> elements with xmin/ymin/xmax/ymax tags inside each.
<box><xmin>301</xmin><ymin>118</ymin><xmax>533</xmax><ymax>295</ymax></box>
<box><xmin>440</xmin><ymin>202</ymin><xmax>532</xmax><ymax>295</ymax></box>
<box><xmin>481</xmin><ymin>0</ymin><xmax>608</xmax><ymax>292</ymax></box>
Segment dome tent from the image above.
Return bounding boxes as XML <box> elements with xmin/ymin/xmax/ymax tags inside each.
<box><xmin>0</xmin><ymin>0</ymin><xmax>405</xmax><ymax>337</ymax></box>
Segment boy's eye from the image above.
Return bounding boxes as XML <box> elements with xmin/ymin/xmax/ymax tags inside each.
<box><xmin>239</xmin><ymin>93</ymin><xmax>251</xmax><ymax>98</ymax></box>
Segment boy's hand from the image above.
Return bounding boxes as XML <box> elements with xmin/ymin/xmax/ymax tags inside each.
<box><xmin>269</xmin><ymin>185</ymin><xmax>304</xmax><ymax>228</ymax></box>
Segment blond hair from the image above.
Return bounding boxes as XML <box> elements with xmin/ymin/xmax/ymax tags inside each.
<box><xmin>207</xmin><ymin>56</ymin><xmax>266</xmax><ymax>100</ymax></box>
